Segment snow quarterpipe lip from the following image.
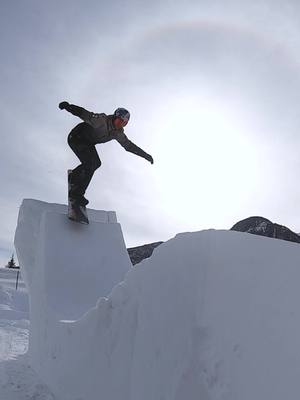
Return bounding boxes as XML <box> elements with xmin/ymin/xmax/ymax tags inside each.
<box><xmin>14</xmin><ymin>199</ymin><xmax>132</xmax><ymax>321</ymax></box>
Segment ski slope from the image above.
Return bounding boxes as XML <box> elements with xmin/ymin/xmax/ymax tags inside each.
<box><xmin>9</xmin><ymin>199</ymin><xmax>300</xmax><ymax>399</ymax></box>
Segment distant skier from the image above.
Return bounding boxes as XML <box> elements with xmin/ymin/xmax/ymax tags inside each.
<box><xmin>59</xmin><ymin>101</ymin><xmax>154</xmax><ymax>207</ymax></box>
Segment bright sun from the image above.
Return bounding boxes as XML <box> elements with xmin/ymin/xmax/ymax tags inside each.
<box><xmin>153</xmin><ymin>96</ymin><xmax>261</xmax><ymax>225</ymax></box>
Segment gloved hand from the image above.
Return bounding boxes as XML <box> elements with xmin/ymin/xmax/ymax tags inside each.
<box><xmin>59</xmin><ymin>101</ymin><xmax>69</xmax><ymax>110</ymax></box>
<box><xmin>146</xmin><ymin>154</ymin><xmax>154</xmax><ymax>164</ymax></box>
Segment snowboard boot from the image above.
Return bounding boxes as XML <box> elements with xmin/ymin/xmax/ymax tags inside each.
<box><xmin>69</xmin><ymin>200</ymin><xmax>89</xmax><ymax>224</ymax></box>
<box><xmin>78</xmin><ymin>196</ymin><xmax>89</xmax><ymax>206</ymax></box>
<box><xmin>68</xmin><ymin>170</ymin><xmax>89</xmax><ymax>206</ymax></box>
<box><xmin>69</xmin><ymin>194</ymin><xmax>89</xmax><ymax>207</ymax></box>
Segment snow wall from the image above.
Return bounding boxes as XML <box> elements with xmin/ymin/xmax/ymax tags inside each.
<box><xmin>14</xmin><ymin>199</ymin><xmax>300</xmax><ymax>400</ymax></box>
<box><xmin>14</xmin><ymin>200</ymin><xmax>132</xmax><ymax>380</ymax></box>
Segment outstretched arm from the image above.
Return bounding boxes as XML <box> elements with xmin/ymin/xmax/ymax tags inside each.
<box><xmin>117</xmin><ymin>134</ymin><xmax>154</xmax><ymax>164</ymax></box>
<box><xmin>59</xmin><ymin>101</ymin><xmax>91</xmax><ymax>121</ymax></box>
<box><xmin>123</xmin><ymin>140</ymin><xmax>154</xmax><ymax>163</ymax></box>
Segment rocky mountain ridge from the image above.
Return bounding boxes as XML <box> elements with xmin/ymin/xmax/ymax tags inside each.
<box><xmin>231</xmin><ymin>216</ymin><xmax>300</xmax><ymax>244</ymax></box>
<box><xmin>128</xmin><ymin>216</ymin><xmax>300</xmax><ymax>265</ymax></box>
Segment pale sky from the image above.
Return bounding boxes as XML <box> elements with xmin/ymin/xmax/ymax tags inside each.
<box><xmin>1</xmin><ymin>0</ymin><xmax>300</xmax><ymax>266</ymax></box>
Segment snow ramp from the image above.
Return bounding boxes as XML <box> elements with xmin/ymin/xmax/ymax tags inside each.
<box><xmin>14</xmin><ymin>200</ymin><xmax>132</xmax><ymax>367</ymax></box>
<box><xmin>14</xmin><ymin>199</ymin><xmax>131</xmax><ymax>320</ymax></box>
<box><xmin>14</xmin><ymin>202</ymin><xmax>300</xmax><ymax>400</ymax></box>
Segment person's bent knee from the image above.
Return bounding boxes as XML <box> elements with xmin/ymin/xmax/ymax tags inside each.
<box><xmin>93</xmin><ymin>159</ymin><xmax>102</xmax><ymax>171</ymax></box>
<box><xmin>84</xmin><ymin>159</ymin><xmax>101</xmax><ymax>173</ymax></box>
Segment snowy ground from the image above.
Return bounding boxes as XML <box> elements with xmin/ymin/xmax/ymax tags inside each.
<box><xmin>0</xmin><ymin>268</ymin><xmax>55</xmax><ymax>399</ymax></box>
<box><xmin>4</xmin><ymin>223</ymin><xmax>300</xmax><ymax>399</ymax></box>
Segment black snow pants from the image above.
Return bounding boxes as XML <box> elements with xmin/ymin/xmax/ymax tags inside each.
<box><xmin>67</xmin><ymin>123</ymin><xmax>102</xmax><ymax>201</ymax></box>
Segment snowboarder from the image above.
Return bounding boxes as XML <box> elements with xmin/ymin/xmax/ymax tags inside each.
<box><xmin>59</xmin><ymin>101</ymin><xmax>154</xmax><ymax>208</ymax></box>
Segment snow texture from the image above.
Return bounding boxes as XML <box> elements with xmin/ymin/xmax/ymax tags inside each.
<box><xmin>14</xmin><ymin>199</ymin><xmax>132</xmax><ymax>394</ymax></box>
<box><xmin>12</xmin><ymin>199</ymin><xmax>300</xmax><ymax>400</ymax></box>
<box><xmin>0</xmin><ymin>269</ymin><xmax>56</xmax><ymax>399</ymax></box>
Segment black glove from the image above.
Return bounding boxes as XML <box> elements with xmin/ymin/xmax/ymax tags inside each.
<box><xmin>146</xmin><ymin>154</ymin><xmax>154</xmax><ymax>164</ymax></box>
<box><xmin>59</xmin><ymin>101</ymin><xmax>69</xmax><ymax>110</ymax></box>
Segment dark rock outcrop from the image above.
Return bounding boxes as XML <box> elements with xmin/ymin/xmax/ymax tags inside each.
<box><xmin>128</xmin><ymin>216</ymin><xmax>300</xmax><ymax>266</ymax></box>
<box><xmin>127</xmin><ymin>241</ymin><xmax>163</xmax><ymax>265</ymax></box>
<box><xmin>231</xmin><ymin>216</ymin><xmax>300</xmax><ymax>244</ymax></box>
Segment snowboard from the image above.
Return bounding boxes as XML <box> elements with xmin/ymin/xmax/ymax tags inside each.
<box><xmin>68</xmin><ymin>170</ymin><xmax>89</xmax><ymax>225</ymax></box>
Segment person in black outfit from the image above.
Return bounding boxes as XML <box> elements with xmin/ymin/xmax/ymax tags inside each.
<box><xmin>59</xmin><ymin>101</ymin><xmax>154</xmax><ymax>206</ymax></box>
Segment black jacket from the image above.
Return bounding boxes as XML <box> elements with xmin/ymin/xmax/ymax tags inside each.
<box><xmin>65</xmin><ymin>104</ymin><xmax>152</xmax><ymax>161</ymax></box>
